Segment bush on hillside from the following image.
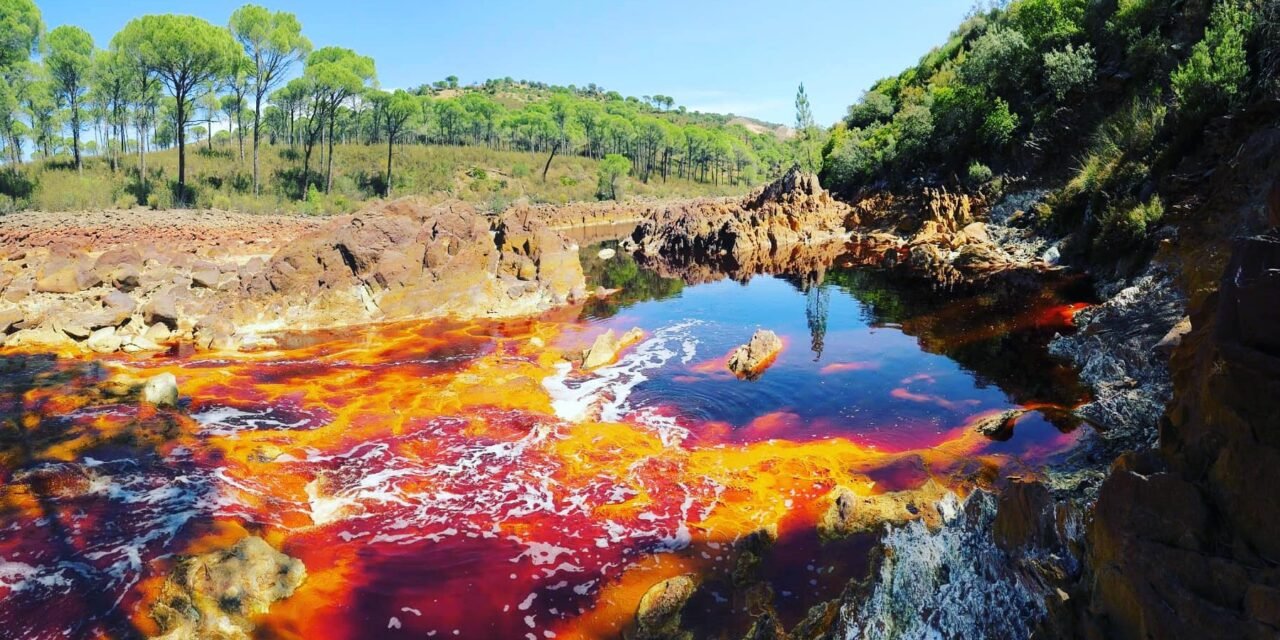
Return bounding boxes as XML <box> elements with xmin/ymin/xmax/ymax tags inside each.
<box><xmin>1171</xmin><ymin>0</ymin><xmax>1254</xmax><ymax>120</ymax></box>
<box><xmin>1095</xmin><ymin>196</ymin><xmax>1164</xmax><ymax>252</ymax></box>
<box><xmin>1043</xmin><ymin>43</ymin><xmax>1097</xmax><ymax>101</ymax></box>
<box><xmin>966</xmin><ymin>162</ymin><xmax>994</xmax><ymax>186</ymax></box>
<box><xmin>846</xmin><ymin>90</ymin><xmax>895</xmax><ymax>128</ymax></box>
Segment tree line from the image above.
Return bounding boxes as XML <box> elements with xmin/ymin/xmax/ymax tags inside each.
<box><xmin>0</xmin><ymin>0</ymin><xmax>800</xmax><ymax>208</ymax></box>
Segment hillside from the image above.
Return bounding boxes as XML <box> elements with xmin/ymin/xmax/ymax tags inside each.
<box><xmin>821</xmin><ymin>0</ymin><xmax>1278</xmax><ymax>271</ymax></box>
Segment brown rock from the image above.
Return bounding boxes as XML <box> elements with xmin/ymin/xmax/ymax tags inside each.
<box><xmin>727</xmin><ymin>329</ymin><xmax>783</xmax><ymax>380</ymax></box>
<box><xmin>817</xmin><ymin>480</ymin><xmax>949</xmax><ymax>540</ymax></box>
<box><xmin>582</xmin><ymin>327</ymin><xmax>645</xmax><ymax>369</ymax></box>
<box><xmin>150</xmin><ymin>536</ymin><xmax>306</xmax><ymax>640</ymax></box>
<box><xmin>35</xmin><ymin>255</ymin><xmax>101</xmax><ymax>294</ymax></box>
<box><xmin>635</xmin><ymin>574</ymin><xmax>696</xmax><ymax>640</ymax></box>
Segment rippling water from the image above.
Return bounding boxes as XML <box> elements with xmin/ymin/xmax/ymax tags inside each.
<box><xmin>0</xmin><ymin>242</ymin><xmax>1092</xmax><ymax>639</ymax></box>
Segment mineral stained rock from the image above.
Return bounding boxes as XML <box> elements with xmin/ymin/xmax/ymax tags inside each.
<box><xmin>581</xmin><ymin>327</ymin><xmax>644</xmax><ymax>369</ymax></box>
<box><xmin>727</xmin><ymin>329</ymin><xmax>783</xmax><ymax>380</ymax></box>
<box><xmin>150</xmin><ymin>536</ymin><xmax>306</xmax><ymax>640</ymax></box>
<box><xmin>634</xmin><ymin>574</ymin><xmax>697</xmax><ymax>640</ymax></box>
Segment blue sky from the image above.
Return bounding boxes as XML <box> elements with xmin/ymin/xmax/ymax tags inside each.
<box><xmin>35</xmin><ymin>0</ymin><xmax>972</xmax><ymax>125</ymax></box>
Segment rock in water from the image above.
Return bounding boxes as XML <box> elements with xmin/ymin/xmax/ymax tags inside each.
<box><xmin>150</xmin><ymin>536</ymin><xmax>306</xmax><ymax>640</ymax></box>
<box><xmin>142</xmin><ymin>373</ymin><xmax>179</xmax><ymax>407</ymax></box>
<box><xmin>727</xmin><ymin>329</ymin><xmax>783</xmax><ymax>379</ymax></box>
<box><xmin>635</xmin><ymin>574</ymin><xmax>696</xmax><ymax>639</ymax></box>
<box><xmin>582</xmin><ymin>327</ymin><xmax>644</xmax><ymax>369</ymax></box>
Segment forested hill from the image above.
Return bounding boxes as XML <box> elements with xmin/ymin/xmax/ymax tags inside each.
<box><xmin>0</xmin><ymin>0</ymin><xmax>803</xmax><ymax>214</ymax></box>
<box><xmin>821</xmin><ymin>0</ymin><xmax>1278</xmax><ymax>261</ymax></box>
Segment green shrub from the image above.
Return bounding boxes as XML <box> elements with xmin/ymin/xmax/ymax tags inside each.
<box><xmin>960</xmin><ymin>26</ymin><xmax>1033</xmax><ymax>96</ymax></box>
<box><xmin>1096</xmin><ymin>196</ymin><xmax>1164</xmax><ymax>251</ymax></box>
<box><xmin>966</xmin><ymin>161</ymin><xmax>994</xmax><ymax>185</ymax></box>
<box><xmin>113</xmin><ymin>194</ymin><xmax>137</xmax><ymax>209</ymax></box>
<box><xmin>149</xmin><ymin>183</ymin><xmax>174</xmax><ymax>210</ymax></box>
<box><xmin>1171</xmin><ymin>0</ymin><xmax>1254</xmax><ymax>120</ymax></box>
<box><xmin>846</xmin><ymin>90</ymin><xmax>895</xmax><ymax>128</ymax></box>
<box><xmin>511</xmin><ymin>162</ymin><xmax>531</xmax><ymax>178</ymax></box>
<box><xmin>981</xmin><ymin>98</ymin><xmax>1020</xmax><ymax>146</ymax></box>
<box><xmin>1043</xmin><ymin>43</ymin><xmax>1097</xmax><ymax>101</ymax></box>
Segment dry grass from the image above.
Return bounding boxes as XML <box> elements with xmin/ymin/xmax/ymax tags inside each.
<box><xmin>9</xmin><ymin>142</ymin><xmax>753</xmax><ymax>216</ymax></box>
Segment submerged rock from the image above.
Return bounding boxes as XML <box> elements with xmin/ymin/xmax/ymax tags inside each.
<box><xmin>727</xmin><ymin>329</ymin><xmax>783</xmax><ymax>380</ymax></box>
<box><xmin>581</xmin><ymin>327</ymin><xmax>644</xmax><ymax>370</ymax></box>
<box><xmin>635</xmin><ymin>574</ymin><xmax>696</xmax><ymax>640</ymax></box>
<box><xmin>142</xmin><ymin>373</ymin><xmax>179</xmax><ymax>407</ymax></box>
<box><xmin>150</xmin><ymin>536</ymin><xmax>306</xmax><ymax>640</ymax></box>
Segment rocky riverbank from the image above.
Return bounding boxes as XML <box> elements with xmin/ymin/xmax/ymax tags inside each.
<box><xmin>0</xmin><ymin>199</ymin><xmax>586</xmax><ymax>354</ymax></box>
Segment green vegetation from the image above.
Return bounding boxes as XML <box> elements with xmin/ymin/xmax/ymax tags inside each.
<box><xmin>0</xmin><ymin>0</ymin><xmax>801</xmax><ymax>214</ymax></box>
<box><xmin>822</xmin><ymin>0</ymin><xmax>1278</xmax><ymax>260</ymax></box>
<box><xmin>596</xmin><ymin>153</ymin><xmax>630</xmax><ymax>201</ymax></box>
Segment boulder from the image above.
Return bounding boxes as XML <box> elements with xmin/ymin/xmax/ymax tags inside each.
<box><xmin>0</xmin><ymin>306</ymin><xmax>23</xmax><ymax>333</ymax></box>
<box><xmin>582</xmin><ymin>327</ymin><xmax>645</xmax><ymax>369</ymax></box>
<box><xmin>971</xmin><ymin>408</ymin><xmax>1027</xmax><ymax>440</ymax></box>
<box><xmin>85</xmin><ymin>327</ymin><xmax>122</xmax><ymax>353</ymax></box>
<box><xmin>727</xmin><ymin>329</ymin><xmax>783</xmax><ymax>380</ymax></box>
<box><xmin>817</xmin><ymin>480</ymin><xmax>949</xmax><ymax>540</ymax></box>
<box><xmin>150</xmin><ymin>536</ymin><xmax>306</xmax><ymax>640</ymax></box>
<box><xmin>143</xmin><ymin>373</ymin><xmax>179</xmax><ymax>407</ymax></box>
<box><xmin>35</xmin><ymin>255</ymin><xmax>101</xmax><ymax>294</ymax></box>
<box><xmin>635</xmin><ymin>574</ymin><xmax>696</xmax><ymax>640</ymax></box>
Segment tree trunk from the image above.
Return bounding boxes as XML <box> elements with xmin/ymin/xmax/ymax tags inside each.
<box><xmin>176</xmin><ymin>97</ymin><xmax>187</xmax><ymax>205</ymax></box>
<box><xmin>325</xmin><ymin>108</ymin><xmax>336</xmax><ymax>194</ymax></box>
<box><xmin>252</xmin><ymin>92</ymin><xmax>263</xmax><ymax>195</ymax></box>
<box><xmin>71</xmin><ymin>102</ymin><xmax>82</xmax><ymax>174</ymax></box>
<box><xmin>541</xmin><ymin>140</ymin><xmax>561</xmax><ymax>182</ymax></box>
<box><xmin>385</xmin><ymin>132</ymin><xmax>394</xmax><ymax>198</ymax></box>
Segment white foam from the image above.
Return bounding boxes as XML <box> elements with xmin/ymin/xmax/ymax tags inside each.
<box><xmin>542</xmin><ymin>320</ymin><xmax>702</xmax><ymax>431</ymax></box>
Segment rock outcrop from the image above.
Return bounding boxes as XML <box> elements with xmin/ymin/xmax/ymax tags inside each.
<box><xmin>150</xmin><ymin>536</ymin><xmax>306</xmax><ymax>640</ymax></box>
<box><xmin>1085</xmin><ymin>231</ymin><xmax>1280</xmax><ymax>639</ymax></box>
<box><xmin>726</xmin><ymin>329</ymin><xmax>783</xmax><ymax>380</ymax></box>
<box><xmin>631</xmin><ymin>167</ymin><xmax>852</xmax><ymax>269</ymax></box>
<box><xmin>0</xmin><ymin>198</ymin><xmax>588</xmax><ymax>353</ymax></box>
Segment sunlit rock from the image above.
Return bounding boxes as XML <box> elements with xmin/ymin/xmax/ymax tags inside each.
<box><xmin>582</xmin><ymin>327</ymin><xmax>644</xmax><ymax>369</ymax></box>
<box><xmin>150</xmin><ymin>536</ymin><xmax>306</xmax><ymax>640</ymax></box>
<box><xmin>971</xmin><ymin>409</ymin><xmax>1028</xmax><ymax>440</ymax></box>
<box><xmin>817</xmin><ymin>480</ymin><xmax>948</xmax><ymax>540</ymax></box>
<box><xmin>635</xmin><ymin>574</ymin><xmax>696</xmax><ymax>640</ymax></box>
<box><xmin>727</xmin><ymin>329</ymin><xmax>783</xmax><ymax>380</ymax></box>
<box><xmin>142</xmin><ymin>372</ymin><xmax>179</xmax><ymax>407</ymax></box>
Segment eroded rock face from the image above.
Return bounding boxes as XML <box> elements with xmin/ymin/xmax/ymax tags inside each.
<box><xmin>248</xmin><ymin>198</ymin><xmax>586</xmax><ymax>331</ymax></box>
<box><xmin>0</xmin><ymin>198</ymin><xmax>587</xmax><ymax>353</ymax></box>
<box><xmin>632</xmin><ymin>168</ymin><xmax>852</xmax><ymax>271</ymax></box>
<box><xmin>150</xmin><ymin>536</ymin><xmax>306</xmax><ymax>640</ymax></box>
<box><xmin>1086</xmin><ymin>231</ymin><xmax>1280</xmax><ymax>639</ymax></box>
<box><xmin>832</xmin><ymin>491</ymin><xmax>1055</xmax><ymax>640</ymax></box>
<box><xmin>727</xmin><ymin>329</ymin><xmax>783</xmax><ymax>380</ymax></box>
